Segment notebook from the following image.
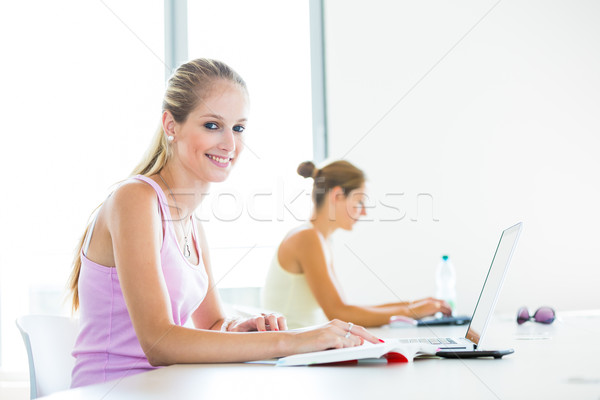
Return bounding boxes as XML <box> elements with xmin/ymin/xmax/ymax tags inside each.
<box><xmin>401</xmin><ymin>222</ymin><xmax>523</xmax><ymax>351</ymax></box>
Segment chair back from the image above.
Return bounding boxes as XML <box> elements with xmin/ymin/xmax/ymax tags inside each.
<box><xmin>16</xmin><ymin>315</ymin><xmax>79</xmax><ymax>399</ymax></box>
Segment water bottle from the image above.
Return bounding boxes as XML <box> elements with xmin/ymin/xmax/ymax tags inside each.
<box><xmin>435</xmin><ymin>255</ymin><xmax>456</xmax><ymax>313</ymax></box>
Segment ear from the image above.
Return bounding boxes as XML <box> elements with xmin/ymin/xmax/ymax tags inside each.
<box><xmin>162</xmin><ymin>111</ymin><xmax>177</xmax><ymax>139</ymax></box>
<box><xmin>329</xmin><ymin>186</ymin><xmax>345</xmax><ymax>202</ymax></box>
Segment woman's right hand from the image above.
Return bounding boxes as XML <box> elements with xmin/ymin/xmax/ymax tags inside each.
<box><xmin>406</xmin><ymin>297</ymin><xmax>452</xmax><ymax>319</ymax></box>
<box><xmin>287</xmin><ymin>319</ymin><xmax>381</xmax><ymax>355</ymax></box>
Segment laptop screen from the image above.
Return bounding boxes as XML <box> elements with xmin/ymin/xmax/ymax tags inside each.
<box><xmin>465</xmin><ymin>223</ymin><xmax>522</xmax><ymax>348</ymax></box>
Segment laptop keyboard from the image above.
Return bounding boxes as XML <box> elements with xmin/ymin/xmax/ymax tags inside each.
<box><xmin>399</xmin><ymin>338</ymin><xmax>457</xmax><ymax>345</ymax></box>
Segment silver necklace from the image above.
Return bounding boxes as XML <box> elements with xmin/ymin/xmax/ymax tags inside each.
<box><xmin>158</xmin><ymin>173</ymin><xmax>192</xmax><ymax>258</ymax></box>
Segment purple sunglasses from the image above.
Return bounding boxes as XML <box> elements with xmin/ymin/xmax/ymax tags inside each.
<box><xmin>517</xmin><ymin>306</ymin><xmax>555</xmax><ymax>325</ymax></box>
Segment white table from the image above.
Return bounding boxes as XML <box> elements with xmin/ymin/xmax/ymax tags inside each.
<box><xmin>41</xmin><ymin>312</ymin><xmax>600</xmax><ymax>399</ymax></box>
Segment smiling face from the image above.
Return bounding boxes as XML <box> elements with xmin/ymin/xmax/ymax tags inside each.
<box><xmin>168</xmin><ymin>79</ymin><xmax>249</xmax><ymax>183</ymax></box>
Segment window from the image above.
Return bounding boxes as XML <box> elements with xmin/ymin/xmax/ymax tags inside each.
<box><xmin>0</xmin><ymin>0</ymin><xmax>164</xmax><ymax>370</ymax></box>
<box><xmin>187</xmin><ymin>0</ymin><xmax>314</xmax><ymax>288</ymax></box>
<box><xmin>0</xmin><ymin>0</ymin><xmax>316</xmax><ymax>372</ymax></box>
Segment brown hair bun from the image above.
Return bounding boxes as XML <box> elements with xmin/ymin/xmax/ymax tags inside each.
<box><xmin>297</xmin><ymin>161</ymin><xmax>317</xmax><ymax>179</ymax></box>
<box><xmin>302</xmin><ymin>159</ymin><xmax>365</xmax><ymax>209</ymax></box>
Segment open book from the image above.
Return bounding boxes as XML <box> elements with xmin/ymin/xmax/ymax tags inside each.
<box><xmin>276</xmin><ymin>339</ymin><xmax>439</xmax><ymax>366</ymax></box>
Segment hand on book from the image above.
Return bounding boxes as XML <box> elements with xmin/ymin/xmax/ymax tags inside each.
<box><xmin>276</xmin><ymin>338</ymin><xmax>438</xmax><ymax>366</ymax></box>
<box><xmin>287</xmin><ymin>319</ymin><xmax>382</xmax><ymax>355</ymax></box>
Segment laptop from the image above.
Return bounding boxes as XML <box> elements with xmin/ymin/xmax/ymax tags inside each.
<box><xmin>416</xmin><ymin>315</ymin><xmax>471</xmax><ymax>327</ymax></box>
<box><xmin>400</xmin><ymin>222</ymin><xmax>523</xmax><ymax>351</ymax></box>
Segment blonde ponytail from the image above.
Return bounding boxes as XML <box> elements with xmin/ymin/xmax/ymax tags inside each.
<box><xmin>131</xmin><ymin>125</ymin><xmax>171</xmax><ymax>177</ymax></box>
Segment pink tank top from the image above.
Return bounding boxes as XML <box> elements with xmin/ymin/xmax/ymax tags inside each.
<box><xmin>71</xmin><ymin>175</ymin><xmax>209</xmax><ymax>388</ymax></box>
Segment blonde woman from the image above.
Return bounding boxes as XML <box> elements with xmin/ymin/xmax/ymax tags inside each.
<box><xmin>68</xmin><ymin>59</ymin><xmax>378</xmax><ymax>388</ymax></box>
<box><xmin>262</xmin><ymin>160</ymin><xmax>452</xmax><ymax>329</ymax></box>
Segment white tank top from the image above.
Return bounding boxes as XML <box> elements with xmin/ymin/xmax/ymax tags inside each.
<box><xmin>261</xmin><ymin>227</ymin><xmax>330</xmax><ymax>329</ymax></box>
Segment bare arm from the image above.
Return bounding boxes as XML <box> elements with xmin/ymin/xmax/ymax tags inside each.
<box><xmin>372</xmin><ymin>301</ymin><xmax>411</xmax><ymax>308</ymax></box>
<box><xmin>294</xmin><ymin>230</ymin><xmax>402</xmax><ymax>326</ymax></box>
<box><xmin>295</xmin><ymin>230</ymin><xmax>450</xmax><ymax>326</ymax></box>
<box><xmin>108</xmin><ymin>183</ymin><xmax>379</xmax><ymax>366</ymax></box>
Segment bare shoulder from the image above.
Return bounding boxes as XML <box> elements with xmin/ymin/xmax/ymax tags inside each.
<box><xmin>105</xmin><ymin>179</ymin><xmax>160</xmax><ymax>223</ymax></box>
<box><xmin>280</xmin><ymin>226</ymin><xmax>323</xmax><ymax>255</ymax></box>
<box><xmin>85</xmin><ymin>178</ymin><xmax>161</xmax><ymax>267</ymax></box>
<box><xmin>277</xmin><ymin>226</ymin><xmax>320</xmax><ymax>274</ymax></box>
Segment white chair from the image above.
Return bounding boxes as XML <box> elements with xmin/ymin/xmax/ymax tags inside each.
<box><xmin>15</xmin><ymin>315</ymin><xmax>79</xmax><ymax>399</ymax></box>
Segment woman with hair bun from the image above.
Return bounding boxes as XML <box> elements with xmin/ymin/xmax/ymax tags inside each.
<box><xmin>262</xmin><ymin>160</ymin><xmax>451</xmax><ymax>328</ymax></box>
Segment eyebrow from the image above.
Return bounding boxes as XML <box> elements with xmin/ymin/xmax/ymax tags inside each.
<box><xmin>198</xmin><ymin>113</ymin><xmax>247</xmax><ymax>123</ymax></box>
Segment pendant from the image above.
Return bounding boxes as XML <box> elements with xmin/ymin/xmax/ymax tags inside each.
<box><xmin>184</xmin><ymin>242</ymin><xmax>191</xmax><ymax>258</ymax></box>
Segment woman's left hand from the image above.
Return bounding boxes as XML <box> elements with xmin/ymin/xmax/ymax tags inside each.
<box><xmin>226</xmin><ymin>313</ymin><xmax>288</xmax><ymax>332</ymax></box>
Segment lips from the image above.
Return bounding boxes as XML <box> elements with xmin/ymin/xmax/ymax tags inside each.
<box><xmin>206</xmin><ymin>154</ymin><xmax>233</xmax><ymax>167</ymax></box>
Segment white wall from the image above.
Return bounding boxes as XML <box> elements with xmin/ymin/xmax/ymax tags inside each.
<box><xmin>0</xmin><ymin>1</ymin><xmax>165</xmax><ymax>369</ymax></box>
<box><xmin>323</xmin><ymin>0</ymin><xmax>600</xmax><ymax>315</ymax></box>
